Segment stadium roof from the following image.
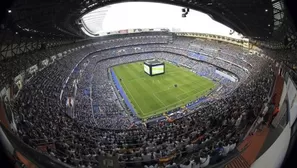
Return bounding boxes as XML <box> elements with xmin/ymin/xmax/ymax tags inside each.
<box><xmin>81</xmin><ymin>6</ymin><xmax>111</xmax><ymax>34</ymax></box>
<box><xmin>0</xmin><ymin>0</ymin><xmax>295</xmax><ymax>55</ymax></box>
<box><xmin>1</xmin><ymin>0</ymin><xmax>277</xmax><ymax>39</ymax></box>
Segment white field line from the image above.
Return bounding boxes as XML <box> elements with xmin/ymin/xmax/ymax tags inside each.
<box><xmin>176</xmin><ymin>81</ymin><xmax>210</xmax><ymax>99</ymax></box>
<box><xmin>153</xmin><ymin>79</ymin><xmax>210</xmax><ymax>96</ymax></box>
<box><xmin>121</xmin><ymin>81</ymin><xmax>145</xmax><ymax>115</ymax></box>
<box><xmin>119</xmin><ymin>63</ymin><xmax>214</xmax><ymax>117</ymax></box>
<box><xmin>139</xmin><ymin>80</ymin><xmax>212</xmax><ymax>115</ymax></box>
<box><xmin>148</xmin><ymin>83</ymin><xmax>212</xmax><ymax>115</ymax></box>
<box><xmin>128</xmin><ymin>71</ymin><xmax>183</xmax><ymax>82</ymax></box>
<box><xmin>147</xmin><ymin>88</ymin><xmax>210</xmax><ymax>115</ymax></box>
<box><xmin>127</xmin><ymin>70</ymin><xmax>189</xmax><ymax>83</ymax></box>
<box><xmin>126</xmin><ymin>79</ymin><xmax>212</xmax><ymax>117</ymax></box>
<box><xmin>177</xmin><ymin>86</ymin><xmax>187</xmax><ymax>94</ymax></box>
<box><xmin>153</xmin><ymin>93</ymin><xmax>166</xmax><ymax>106</ymax></box>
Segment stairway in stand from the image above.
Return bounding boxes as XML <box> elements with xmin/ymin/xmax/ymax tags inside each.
<box><xmin>224</xmin><ymin>155</ymin><xmax>250</xmax><ymax>168</ymax></box>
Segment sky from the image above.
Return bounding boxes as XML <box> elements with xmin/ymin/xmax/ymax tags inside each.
<box><xmin>82</xmin><ymin>2</ymin><xmax>244</xmax><ymax>39</ymax></box>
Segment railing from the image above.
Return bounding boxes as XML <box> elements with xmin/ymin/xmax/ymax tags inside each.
<box><xmin>0</xmin><ymin>39</ymin><xmax>280</xmax><ymax>168</ymax></box>
<box><xmin>0</xmin><ymin>122</ymin><xmax>72</xmax><ymax>168</ymax></box>
<box><xmin>110</xmin><ymin>68</ymin><xmax>137</xmax><ymax>117</ymax></box>
<box><xmin>0</xmin><ymin>117</ymin><xmax>242</xmax><ymax>168</ymax></box>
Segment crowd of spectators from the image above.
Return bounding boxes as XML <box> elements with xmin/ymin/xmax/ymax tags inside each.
<box><xmin>3</xmin><ymin>33</ymin><xmax>275</xmax><ymax>168</ymax></box>
<box><xmin>70</xmin><ymin>49</ymin><xmax>252</xmax><ymax>130</ymax></box>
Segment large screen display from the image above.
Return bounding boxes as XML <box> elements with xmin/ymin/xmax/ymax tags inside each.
<box><xmin>144</xmin><ymin>64</ymin><xmax>150</xmax><ymax>74</ymax></box>
<box><xmin>152</xmin><ymin>65</ymin><xmax>164</xmax><ymax>75</ymax></box>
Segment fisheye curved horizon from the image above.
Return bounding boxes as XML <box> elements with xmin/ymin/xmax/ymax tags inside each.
<box><xmin>81</xmin><ymin>2</ymin><xmax>244</xmax><ymax>39</ymax></box>
<box><xmin>1</xmin><ymin>0</ymin><xmax>297</xmax><ymax>168</ymax></box>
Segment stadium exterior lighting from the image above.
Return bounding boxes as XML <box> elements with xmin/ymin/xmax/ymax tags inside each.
<box><xmin>8</xmin><ymin>10</ymin><xmax>12</xmax><ymax>13</ymax></box>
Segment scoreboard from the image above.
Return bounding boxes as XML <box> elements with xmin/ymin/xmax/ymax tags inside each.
<box><xmin>144</xmin><ymin>64</ymin><xmax>150</xmax><ymax>74</ymax></box>
<box><xmin>152</xmin><ymin>65</ymin><xmax>164</xmax><ymax>75</ymax></box>
<box><xmin>144</xmin><ymin>60</ymin><xmax>165</xmax><ymax>76</ymax></box>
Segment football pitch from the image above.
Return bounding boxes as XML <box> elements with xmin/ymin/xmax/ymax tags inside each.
<box><xmin>113</xmin><ymin>61</ymin><xmax>216</xmax><ymax>119</ymax></box>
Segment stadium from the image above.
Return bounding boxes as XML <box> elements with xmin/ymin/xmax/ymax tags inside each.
<box><xmin>0</xmin><ymin>0</ymin><xmax>297</xmax><ymax>168</ymax></box>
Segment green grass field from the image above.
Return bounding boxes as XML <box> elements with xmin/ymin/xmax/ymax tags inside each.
<box><xmin>113</xmin><ymin>61</ymin><xmax>216</xmax><ymax>119</ymax></box>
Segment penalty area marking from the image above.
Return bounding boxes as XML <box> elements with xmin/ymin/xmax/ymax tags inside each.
<box><xmin>153</xmin><ymin>93</ymin><xmax>166</xmax><ymax>106</ymax></box>
<box><xmin>147</xmin><ymin>86</ymin><xmax>211</xmax><ymax>116</ymax></box>
<box><xmin>176</xmin><ymin>81</ymin><xmax>211</xmax><ymax>100</ymax></box>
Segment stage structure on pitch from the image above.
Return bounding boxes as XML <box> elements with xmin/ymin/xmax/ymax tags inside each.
<box><xmin>143</xmin><ymin>60</ymin><xmax>165</xmax><ymax>76</ymax></box>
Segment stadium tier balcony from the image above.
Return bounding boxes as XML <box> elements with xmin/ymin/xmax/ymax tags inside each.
<box><xmin>0</xmin><ymin>32</ymin><xmax>276</xmax><ymax>168</ymax></box>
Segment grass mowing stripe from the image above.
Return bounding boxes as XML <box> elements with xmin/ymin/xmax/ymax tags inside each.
<box><xmin>153</xmin><ymin>93</ymin><xmax>166</xmax><ymax>106</ymax></box>
<box><xmin>121</xmin><ymin>75</ymin><xmax>145</xmax><ymax>115</ymax></box>
<box><xmin>126</xmin><ymin>64</ymin><xmax>164</xmax><ymax>115</ymax></box>
<box><xmin>113</xmin><ymin>61</ymin><xmax>216</xmax><ymax>119</ymax></box>
<box><xmin>148</xmin><ymin>88</ymin><xmax>210</xmax><ymax>116</ymax></box>
<box><xmin>176</xmin><ymin>82</ymin><xmax>211</xmax><ymax>100</ymax></box>
<box><xmin>130</xmin><ymin>64</ymin><xmax>164</xmax><ymax>106</ymax></box>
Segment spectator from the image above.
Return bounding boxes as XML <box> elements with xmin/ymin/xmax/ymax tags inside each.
<box><xmin>200</xmin><ymin>152</ymin><xmax>210</xmax><ymax>168</ymax></box>
<box><xmin>222</xmin><ymin>142</ymin><xmax>230</xmax><ymax>156</ymax></box>
<box><xmin>7</xmin><ymin>33</ymin><xmax>275</xmax><ymax>168</ymax></box>
<box><xmin>180</xmin><ymin>160</ymin><xmax>194</xmax><ymax>168</ymax></box>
